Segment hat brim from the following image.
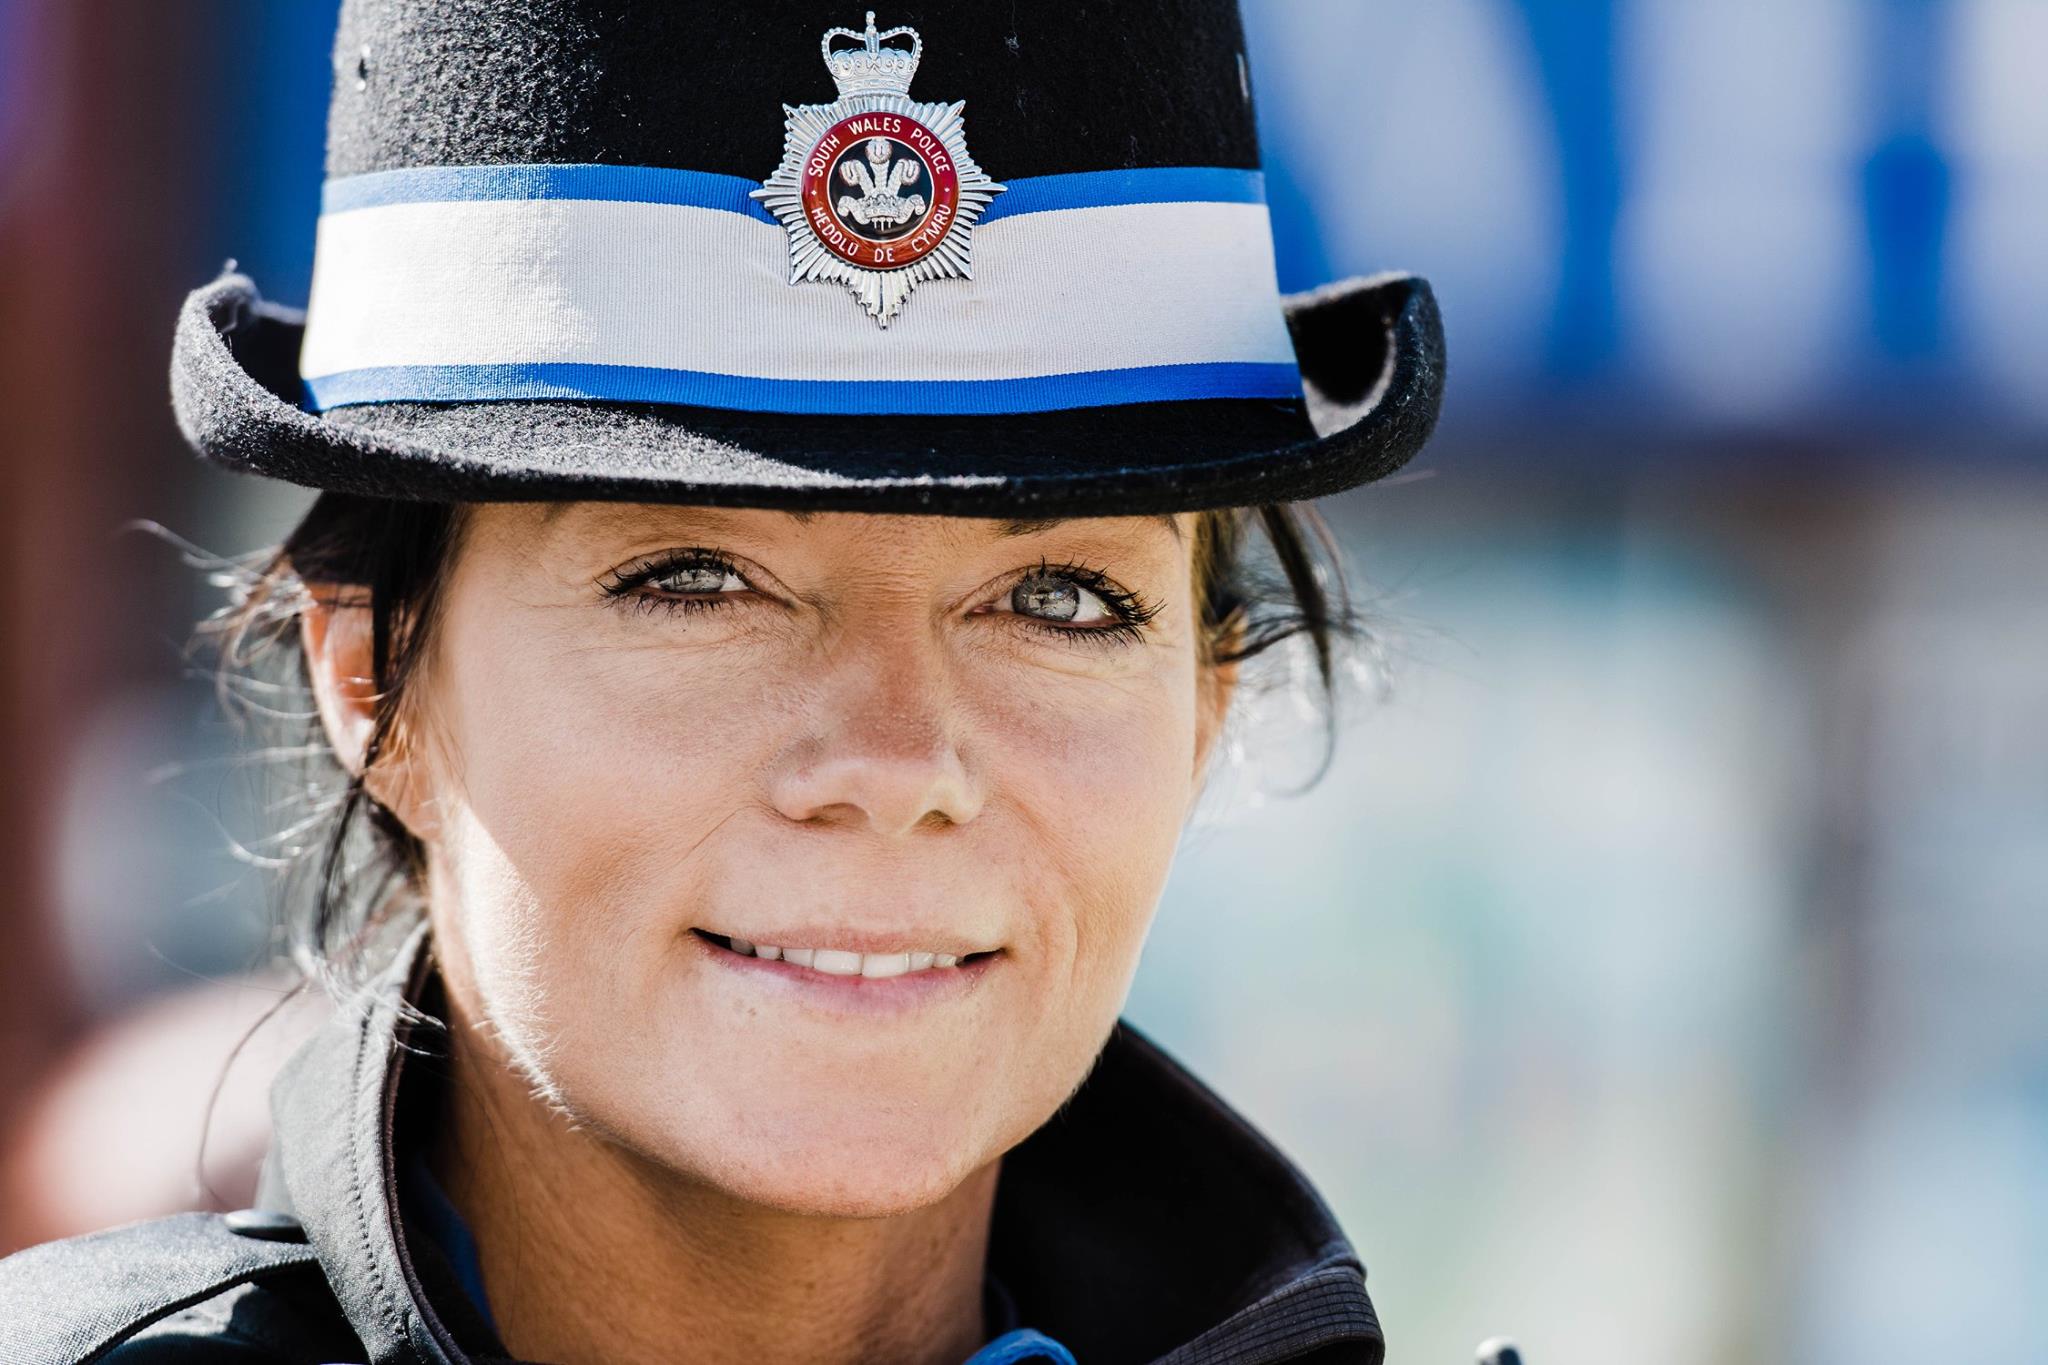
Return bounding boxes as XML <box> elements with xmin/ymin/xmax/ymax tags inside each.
<box><xmin>170</xmin><ymin>269</ymin><xmax>1443</xmax><ymax>515</ymax></box>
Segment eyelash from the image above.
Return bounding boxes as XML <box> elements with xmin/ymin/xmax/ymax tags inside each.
<box><xmin>1012</xmin><ymin>557</ymin><xmax>1161</xmax><ymax>647</ymax></box>
<box><xmin>595</xmin><ymin>549</ymin><xmax>748</xmax><ymax>618</ymax></box>
<box><xmin>594</xmin><ymin>549</ymin><xmax>1160</xmax><ymax>646</ymax></box>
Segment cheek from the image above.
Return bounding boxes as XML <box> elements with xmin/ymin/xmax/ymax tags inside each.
<box><xmin>422</xmin><ymin>613</ymin><xmax>780</xmax><ymax>1045</ymax></box>
<box><xmin>441</xmin><ymin>613</ymin><xmax>774</xmax><ymax>861</ymax></box>
<box><xmin>966</xmin><ymin>654</ymin><xmax>1202</xmax><ymax>985</ymax></box>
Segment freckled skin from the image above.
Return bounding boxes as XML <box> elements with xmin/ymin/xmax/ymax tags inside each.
<box><xmin>305</xmin><ymin>505</ymin><xmax>1231</xmax><ymax>1365</ymax></box>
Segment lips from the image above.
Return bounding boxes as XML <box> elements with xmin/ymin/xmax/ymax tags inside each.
<box><xmin>687</xmin><ymin>927</ymin><xmax>1002</xmax><ymax>1013</ymax></box>
<box><xmin>691</xmin><ymin>928</ymin><xmax>999</xmax><ymax>979</ymax></box>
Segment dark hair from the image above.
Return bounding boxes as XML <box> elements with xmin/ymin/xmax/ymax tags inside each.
<box><xmin>197</xmin><ymin>491</ymin><xmax>1362</xmax><ymax>999</ymax></box>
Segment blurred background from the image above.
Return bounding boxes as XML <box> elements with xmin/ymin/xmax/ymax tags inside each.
<box><xmin>1</xmin><ymin>2</ymin><xmax>2043</xmax><ymax>1361</ymax></box>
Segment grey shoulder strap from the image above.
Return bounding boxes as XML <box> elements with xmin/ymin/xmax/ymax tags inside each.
<box><xmin>0</xmin><ymin>1212</ymin><xmax>322</xmax><ymax>1365</ymax></box>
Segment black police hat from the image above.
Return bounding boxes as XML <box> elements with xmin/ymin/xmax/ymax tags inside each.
<box><xmin>170</xmin><ymin>0</ymin><xmax>1445</xmax><ymax>514</ymax></box>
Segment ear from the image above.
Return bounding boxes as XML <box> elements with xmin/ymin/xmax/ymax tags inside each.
<box><xmin>299</xmin><ymin>588</ymin><xmax>377</xmax><ymax>777</ymax></box>
<box><xmin>299</xmin><ymin>586</ymin><xmax>434</xmax><ymax>836</ymax></box>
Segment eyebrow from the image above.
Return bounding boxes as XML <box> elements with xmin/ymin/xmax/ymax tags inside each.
<box><xmin>541</xmin><ymin>504</ymin><xmax>1179</xmax><ymax>540</ymax></box>
<box><xmin>998</xmin><ymin>514</ymin><xmax>1182</xmax><ymax>541</ymax></box>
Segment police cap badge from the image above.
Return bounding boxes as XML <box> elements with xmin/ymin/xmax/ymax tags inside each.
<box><xmin>754</xmin><ymin>13</ymin><xmax>1004</xmax><ymax>326</ymax></box>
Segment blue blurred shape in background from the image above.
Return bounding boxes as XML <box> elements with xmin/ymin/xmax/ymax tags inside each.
<box><xmin>1242</xmin><ymin>0</ymin><xmax>2046</xmax><ymax>445</ymax></box>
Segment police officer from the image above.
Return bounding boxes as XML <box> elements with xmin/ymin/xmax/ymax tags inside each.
<box><xmin>0</xmin><ymin>3</ymin><xmax>1472</xmax><ymax>1362</ymax></box>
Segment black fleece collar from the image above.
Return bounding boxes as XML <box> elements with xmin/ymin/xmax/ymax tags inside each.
<box><xmin>260</xmin><ymin>920</ymin><xmax>1383</xmax><ymax>1365</ymax></box>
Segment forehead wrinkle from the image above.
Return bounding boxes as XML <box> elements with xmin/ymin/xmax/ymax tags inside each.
<box><xmin>536</xmin><ymin>504</ymin><xmax>1180</xmax><ymax>560</ymax></box>
<box><xmin>536</xmin><ymin>501</ymin><xmax>815</xmax><ymax>537</ymax></box>
<box><xmin>541</xmin><ymin>502</ymin><xmax>1162</xmax><ymax>537</ymax></box>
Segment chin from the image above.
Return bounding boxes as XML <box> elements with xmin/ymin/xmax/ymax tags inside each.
<box><xmin>683</xmin><ymin>1104</ymin><xmax>994</xmax><ymax>1218</ymax></box>
<box><xmin>572</xmin><ymin>1045</ymin><xmax>1001</xmax><ymax>1216</ymax></box>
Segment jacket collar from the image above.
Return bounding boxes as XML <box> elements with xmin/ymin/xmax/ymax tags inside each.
<box><xmin>261</xmin><ymin>919</ymin><xmax>1384</xmax><ymax>1365</ymax></box>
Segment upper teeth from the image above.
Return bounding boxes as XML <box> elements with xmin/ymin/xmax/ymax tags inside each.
<box><xmin>727</xmin><ymin>937</ymin><xmax>964</xmax><ymax>977</ymax></box>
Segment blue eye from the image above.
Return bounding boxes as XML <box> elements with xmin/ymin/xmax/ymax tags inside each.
<box><xmin>649</xmin><ymin>562</ymin><xmax>745</xmax><ymax>596</ymax></box>
<box><xmin>1010</xmin><ymin>572</ymin><xmax>1113</xmax><ymax>624</ymax></box>
<box><xmin>992</xmin><ymin>561</ymin><xmax>1161</xmax><ymax>648</ymax></box>
<box><xmin>597</xmin><ymin>550</ymin><xmax>754</xmax><ymax>618</ymax></box>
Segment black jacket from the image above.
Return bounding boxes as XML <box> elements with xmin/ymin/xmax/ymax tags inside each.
<box><xmin>0</xmin><ymin>920</ymin><xmax>1385</xmax><ymax>1364</ymax></box>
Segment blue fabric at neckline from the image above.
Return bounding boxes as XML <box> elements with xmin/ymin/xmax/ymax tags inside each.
<box><xmin>967</xmin><ymin>1327</ymin><xmax>1079</xmax><ymax>1364</ymax></box>
<box><xmin>399</xmin><ymin>1146</ymin><xmax>1077</xmax><ymax>1363</ymax></box>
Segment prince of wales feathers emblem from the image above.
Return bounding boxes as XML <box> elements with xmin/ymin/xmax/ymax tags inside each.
<box><xmin>753</xmin><ymin>13</ymin><xmax>1004</xmax><ymax>326</ymax></box>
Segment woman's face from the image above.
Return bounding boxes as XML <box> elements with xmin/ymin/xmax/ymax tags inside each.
<box><xmin>352</xmin><ymin>503</ymin><xmax>1228</xmax><ymax>1216</ymax></box>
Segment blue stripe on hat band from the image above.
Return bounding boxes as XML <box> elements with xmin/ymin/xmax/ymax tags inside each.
<box><xmin>319</xmin><ymin>163</ymin><xmax>1265</xmax><ymax>224</ymax></box>
<box><xmin>980</xmin><ymin>167</ymin><xmax>1265</xmax><ymax>221</ymax></box>
<box><xmin>303</xmin><ymin>360</ymin><xmax>1303</xmax><ymax>416</ymax></box>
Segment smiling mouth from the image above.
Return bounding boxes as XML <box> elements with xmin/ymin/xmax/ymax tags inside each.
<box><xmin>690</xmin><ymin>928</ymin><xmax>1001</xmax><ymax>979</ymax></box>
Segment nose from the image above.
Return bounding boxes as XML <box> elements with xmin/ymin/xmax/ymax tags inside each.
<box><xmin>766</xmin><ymin>668</ymin><xmax>984</xmax><ymax>836</ymax></box>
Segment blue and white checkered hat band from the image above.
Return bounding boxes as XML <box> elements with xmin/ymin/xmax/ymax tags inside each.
<box><xmin>297</xmin><ymin>165</ymin><xmax>1303</xmax><ymax>416</ymax></box>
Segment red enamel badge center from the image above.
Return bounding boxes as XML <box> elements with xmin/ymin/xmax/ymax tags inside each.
<box><xmin>799</xmin><ymin>112</ymin><xmax>962</xmax><ymax>270</ymax></box>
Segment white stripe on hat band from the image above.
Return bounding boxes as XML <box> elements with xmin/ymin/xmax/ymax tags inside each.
<box><xmin>298</xmin><ymin>168</ymin><xmax>1301</xmax><ymax>417</ymax></box>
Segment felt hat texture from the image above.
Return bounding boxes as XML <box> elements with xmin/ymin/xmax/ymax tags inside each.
<box><xmin>171</xmin><ymin>0</ymin><xmax>1446</xmax><ymax>514</ymax></box>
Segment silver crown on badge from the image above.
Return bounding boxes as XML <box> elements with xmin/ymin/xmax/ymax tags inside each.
<box><xmin>822</xmin><ymin>11</ymin><xmax>922</xmax><ymax>96</ymax></box>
